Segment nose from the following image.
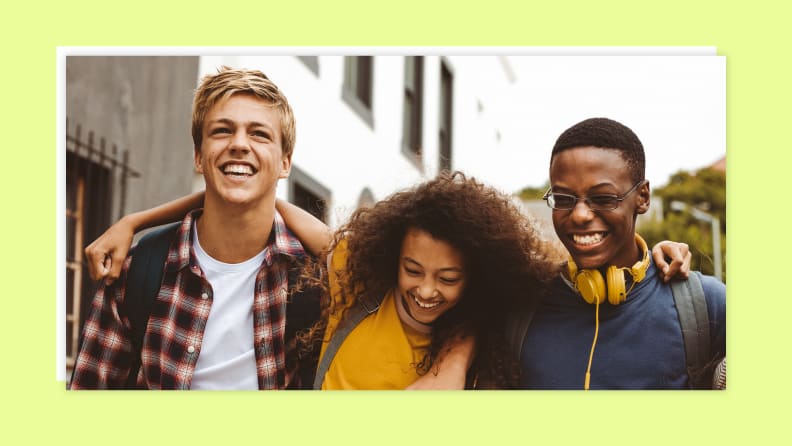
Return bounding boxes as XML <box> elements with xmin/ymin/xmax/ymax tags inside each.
<box><xmin>228</xmin><ymin>130</ymin><xmax>250</xmax><ymax>156</ymax></box>
<box><xmin>418</xmin><ymin>280</ymin><xmax>438</xmax><ymax>299</ymax></box>
<box><xmin>570</xmin><ymin>199</ymin><xmax>595</xmax><ymax>225</ymax></box>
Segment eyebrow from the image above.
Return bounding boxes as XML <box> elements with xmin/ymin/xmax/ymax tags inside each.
<box><xmin>208</xmin><ymin>118</ymin><xmax>274</xmax><ymax>131</ymax></box>
<box><xmin>552</xmin><ymin>182</ymin><xmax>619</xmax><ymax>193</ymax></box>
<box><xmin>403</xmin><ymin>256</ymin><xmax>464</xmax><ymax>273</ymax></box>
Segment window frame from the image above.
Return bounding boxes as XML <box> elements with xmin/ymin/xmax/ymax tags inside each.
<box><xmin>342</xmin><ymin>56</ymin><xmax>375</xmax><ymax>128</ymax></box>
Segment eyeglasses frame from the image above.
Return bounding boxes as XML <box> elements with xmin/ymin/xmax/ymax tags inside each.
<box><xmin>542</xmin><ymin>180</ymin><xmax>646</xmax><ymax>211</ymax></box>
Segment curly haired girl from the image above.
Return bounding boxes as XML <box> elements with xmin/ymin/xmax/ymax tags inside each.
<box><xmin>296</xmin><ymin>171</ymin><xmax>558</xmax><ymax>388</ymax></box>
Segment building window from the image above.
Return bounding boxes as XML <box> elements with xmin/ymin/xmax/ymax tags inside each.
<box><xmin>288</xmin><ymin>165</ymin><xmax>332</xmax><ymax>224</ymax></box>
<box><xmin>297</xmin><ymin>56</ymin><xmax>319</xmax><ymax>76</ymax></box>
<box><xmin>401</xmin><ymin>56</ymin><xmax>424</xmax><ymax>169</ymax></box>
<box><xmin>65</xmin><ymin>121</ymin><xmax>139</xmax><ymax>375</ymax></box>
<box><xmin>65</xmin><ymin>157</ymin><xmax>86</xmax><ymax>373</ymax></box>
<box><xmin>439</xmin><ymin>60</ymin><xmax>454</xmax><ymax>172</ymax></box>
<box><xmin>342</xmin><ymin>56</ymin><xmax>374</xmax><ymax>127</ymax></box>
<box><xmin>65</xmin><ymin>151</ymin><xmax>113</xmax><ymax>372</ymax></box>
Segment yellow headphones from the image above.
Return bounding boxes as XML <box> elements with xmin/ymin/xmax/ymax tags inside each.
<box><xmin>567</xmin><ymin>234</ymin><xmax>650</xmax><ymax>305</ymax></box>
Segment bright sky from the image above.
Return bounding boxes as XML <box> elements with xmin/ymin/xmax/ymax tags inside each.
<box><xmin>462</xmin><ymin>54</ymin><xmax>726</xmax><ymax>193</ymax></box>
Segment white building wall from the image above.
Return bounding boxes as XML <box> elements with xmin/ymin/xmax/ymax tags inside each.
<box><xmin>196</xmin><ymin>54</ymin><xmax>523</xmax><ymax>228</ymax></box>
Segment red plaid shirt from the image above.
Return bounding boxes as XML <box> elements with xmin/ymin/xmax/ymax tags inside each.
<box><xmin>70</xmin><ymin>209</ymin><xmax>309</xmax><ymax>390</ymax></box>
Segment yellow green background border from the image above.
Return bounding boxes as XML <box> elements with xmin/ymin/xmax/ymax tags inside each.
<box><xmin>1</xmin><ymin>0</ymin><xmax>787</xmax><ymax>443</ymax></box>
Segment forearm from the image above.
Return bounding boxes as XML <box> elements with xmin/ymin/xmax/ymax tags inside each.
<box><xmin>437</xmin><ymin>334</ymin><xmax>476</xmax><ymax>375</ymax></box>
<box><xmin>275</xmin><ymin>198</ymin><xmax>332</xmax><ymax>256</ymax></box>
<box><xmin>84</xmin><ymin>191</ymin><xmax>204</xmax><ymax>283</ymax></box>
<box><xmin>407</xmin><ymin>333</ymin><xmax>475</xmax><ymax>390</ymax></box>
<box><xmin>125</xmin><ymin>191</ymin><xmax>205</xmax><ymax>231</ymax></box>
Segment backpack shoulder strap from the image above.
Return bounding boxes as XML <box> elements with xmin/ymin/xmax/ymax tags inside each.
<box><xmin>670</xmin><ymin>272</ymin><xmax>711</xmax><ymax>388</ymax></box>
<box><xmin>123</xmin><ymin>222</ymin><xmax>180</xmax><ymax>388</ymax></box>
<box><xmin>506</xmin><ymin>298</ymin><xmax>538</xmax><ymax>362</ymax></box>
<box><xmin>284</xmin><ymin>256</ymin><xmax>322</xmax><ymax>342</ymax></box>
<box><xmin>312</xmin><ymin>296</ymin><xmax>381</xmax><ymax>389</ymax></box>
<box><xmin>283</xmin><ymin>256</ymin><xmax>322</xmax><ymax>389</ymax></box>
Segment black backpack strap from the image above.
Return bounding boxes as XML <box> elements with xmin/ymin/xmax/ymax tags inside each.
<box><xmin>284</xmin><ymin>257</ymin><xmax>322</xmax><ymax>342</ymax></box>
<box><xmin>312</xmin><ymin>297</ymin><xmax>381</xmax><ymax>389</ymax></box>
<box><xmin>670</xmin><ymin>272</ymin><xmax>711</xmax><ymax>389</ymax></box>
<box><xmin>284</xmin><ymin>256</ymin><xmax>322</xmax><ymax>389</ymax></box>
<box><xmin>122</xmin><ymin>222</ymin><xmax>179</xmax><ymax>388</ymax></box>
<box><xmin>506</xmin><ymin>298</ymin><xmax>538</xmax><ymax>362</ymax></box>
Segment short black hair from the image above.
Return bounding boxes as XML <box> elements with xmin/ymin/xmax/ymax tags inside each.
<box><xmin>551</xmin><ymin>117</ymin><xmax>645</xmax><ymax>183</ymax></box>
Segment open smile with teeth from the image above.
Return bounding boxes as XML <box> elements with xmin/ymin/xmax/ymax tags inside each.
<box><xmin>408</xmin><ymin>291</ymin><xmax>443</xmax><ymax>310</ymax></box>
<box><xmin>221</xmin><ymin>162</ymin><xmax>257</xmax><ymax>177</ymax></box>
<box><xmin>572</xmin><ymin>232</ymin><xmax>608</xmax><ymax>246</ymax></box>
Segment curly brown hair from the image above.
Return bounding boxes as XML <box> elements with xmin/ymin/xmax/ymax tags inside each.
<box><xmin>300</xmin><ymin>171</ymin><xmax>559</xmax><ymax>388</ymax></box>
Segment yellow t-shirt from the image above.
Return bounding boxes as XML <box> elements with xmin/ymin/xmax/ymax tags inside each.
<box><xmin>318</xmin><ymin>240</ymin><xmax>431</xmax><ymax>390</ymax></box>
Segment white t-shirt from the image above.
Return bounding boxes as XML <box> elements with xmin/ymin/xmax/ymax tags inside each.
<box><xmin>190</xmin><ymin>224</ymin><xmax>264</xmax><ymax>390</ymax></box>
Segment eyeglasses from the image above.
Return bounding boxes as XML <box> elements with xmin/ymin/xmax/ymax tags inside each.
<box><xmin>543</xmin><ymin>180</ymin><xmax>645</xmax><ymax>211</ymax></box>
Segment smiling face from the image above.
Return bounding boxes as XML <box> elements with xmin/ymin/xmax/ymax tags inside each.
<box><xmin>194</xmin><ymin>93</ymin><xmax>291</xmax><ymax>208</ymax></box>
<box><xmin>549</xmin><ymin>146</ymin><xmax>650</xmax><ymax>270</ymax></box>
<box><xmin>397</xmin><ymin>227</ymin><xmax>467</xmax><ymax>325</ymax></box>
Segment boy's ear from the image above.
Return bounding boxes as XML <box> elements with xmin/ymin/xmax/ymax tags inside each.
<box><xmin>279</xmin><ymin>154</ymin><xmax>292</xmax><ymax>180</ymax></box>
<box><xmin>194</xmin><ymin>149</ymin><xmax>204</xmax><ymax>174</ymax></box>
<box><xmin>635</xmin><ymin>180</ymin><xmax>650</xmax><ymax>215</ymax></box>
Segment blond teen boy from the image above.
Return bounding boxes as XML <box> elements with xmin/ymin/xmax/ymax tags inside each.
<box><xmin>70</xmin><ymin>67</ymin><xmax>319</xmax><ymax>389</ymax></box>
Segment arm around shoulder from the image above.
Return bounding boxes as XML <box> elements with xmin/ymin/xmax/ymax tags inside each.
<box><xmin>85</xmin><ymin>191</ymin><xmax>204</xmax><ymax>284</ymax></box>
<box><xmin>276</xmin><ymin>198</ymin><xmax>332</xmax><ymax>256</ymax></box>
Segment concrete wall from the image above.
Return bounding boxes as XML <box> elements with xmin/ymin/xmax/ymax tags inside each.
<box><xmin>66</xmin><ymin>56</ymin><xmax>199</xmax><ymax>219</ymax></box>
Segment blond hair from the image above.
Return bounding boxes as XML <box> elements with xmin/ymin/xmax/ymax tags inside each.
<box><xmin>191</xmin><ymin>66</ymin><xmax>296</xmax><ymax>158</ymax></box>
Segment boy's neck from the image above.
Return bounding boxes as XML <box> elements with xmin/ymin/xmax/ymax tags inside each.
<box><xmin>196</xmin><ymin>195</ymin><xmax>277</xmax><ymax>263</ymax></box>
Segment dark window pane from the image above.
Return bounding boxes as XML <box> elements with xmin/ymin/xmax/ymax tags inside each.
<box><xmin>439</xmin><ymin>62</ymin><xmax>453</xmax><ymax>171</ymax></box>
<box><xmin>405</xmin><ymin>57</ymin><xmax>415</xmax><ymax>90</ymax></box>
<box><xmin>402</xmin><ymin>56</ymin><xmax>424</xmax><ymax>162</ymax></box>
<box><xmin>342</xmin><ymin>57</ymin><xmax>375</xmax><ymax>127</ymax></box>
<box><xmin>66</xmin><ymin>322</ymin><xmax>74</xmax><ymax>357</ymax></box>
<box><xmin>66</xmin><ymin>268</ymin><xmax>75</xmax><ymax>314</ymax></box>
<box><xmin>294</xmin><ymin>183</ymin><xmax>326</xmax><ymax>223</ymax></box>
<box><xmin>66</xmin><ymin>169</ymin><xmax>77</xmax><ymax>212</ymax></box>
<box><xmin>357</xmin><ymin>56</ymin><xmax>373</xmax><ymax>107</ymax></box>
<box><xmin>66</xmin><ymin>216</ymin><xmax>76</xmax><ymax>262</ymax></box>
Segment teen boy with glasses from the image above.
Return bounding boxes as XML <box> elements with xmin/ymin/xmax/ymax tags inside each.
<box><xmin>518</xmin><ymin>117</ymin><xmax>726</xmax><ymax>389</ymax></box>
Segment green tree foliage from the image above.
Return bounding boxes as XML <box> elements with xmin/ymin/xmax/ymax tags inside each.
<box><xmin>517</xmin><ymin>181</ymin><xmax>549</xmax><ymax>200</ymax></box>
<box><xmin>639</xmin><ymin>167</ymin><xmax>726</xmax><ymax>282</ymax></box>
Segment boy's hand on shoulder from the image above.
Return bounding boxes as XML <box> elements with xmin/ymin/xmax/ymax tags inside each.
<box><xmin>651</xmin><ymin>240</ymin><xmax>692</xmax><ymax>282</ymax></box>
<box><xmin>85</xmin><ymin>215</ymin><xmax>137</xmax><ymax>285</ymax></box>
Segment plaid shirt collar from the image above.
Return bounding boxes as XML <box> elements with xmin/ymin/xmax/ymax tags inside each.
<box><xmin>165</xmin><ymin>209</ymin><xmax>306</xmax><ymax>273</ymax></box>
